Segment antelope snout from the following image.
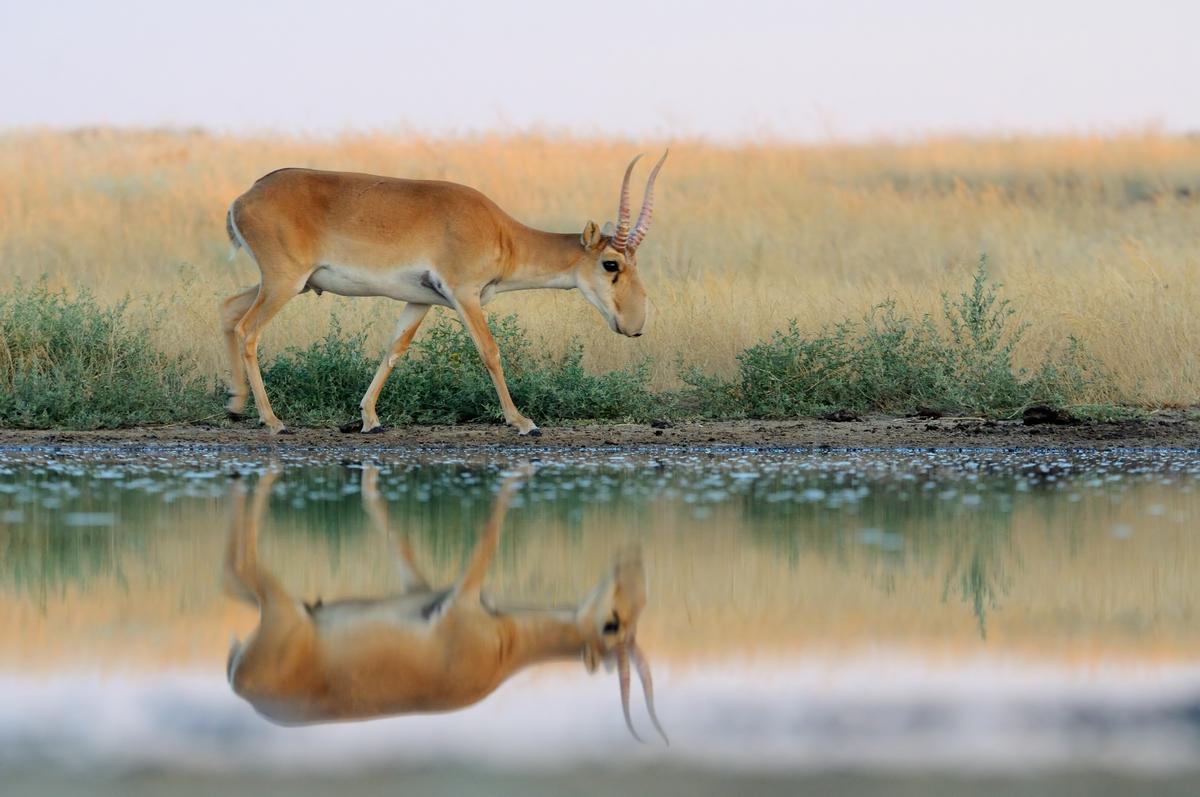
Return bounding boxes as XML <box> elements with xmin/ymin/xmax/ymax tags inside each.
<box><xmin>615</xmin><ymin>318</ymin><xmax>645</xmax><ymax>337</ymax></box>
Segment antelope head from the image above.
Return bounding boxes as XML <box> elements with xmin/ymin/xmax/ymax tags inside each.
<box><xmin>575</xmin><ymin>151</ymin><xmax>669</xmax><ymax>338</ymax></box>
<box><xmin>579</xmin><ymin>547</ymin><xmax>668</xmax><ymax>744</ymax></box>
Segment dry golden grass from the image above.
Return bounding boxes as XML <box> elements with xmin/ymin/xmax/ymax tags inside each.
<box><xmin>2</xmin><ymin>128</ymin><xmax>1199</xmax><ymax>403</ymax></box>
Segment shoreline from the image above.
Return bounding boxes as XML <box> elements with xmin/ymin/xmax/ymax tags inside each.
<box><xmin>2</xmin><ymin>412</ymin><xmax>1198</xmax><ymax>451</ymax></box>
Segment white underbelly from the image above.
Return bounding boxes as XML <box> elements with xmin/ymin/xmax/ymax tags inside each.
<box><xmin>307</xmin><ymin>264</ymin><xmax>452</xmax><ymax>306</ymax></box>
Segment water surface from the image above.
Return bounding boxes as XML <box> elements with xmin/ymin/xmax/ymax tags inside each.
<box><xmin>2</xmin><ymin>445</ymin><xmax>1198</xmax><ymax>794</ymax></box>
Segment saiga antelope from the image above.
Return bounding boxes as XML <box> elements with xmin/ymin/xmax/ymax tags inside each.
<box><xmin>221</xmin><ymin>153</ymin><xmax>668</xmax><ymax>435</ymax></box>
<box><xmin>223</xmin><ymin>466</ymin><xmax>667</xmax><ymax>742</ymax></box>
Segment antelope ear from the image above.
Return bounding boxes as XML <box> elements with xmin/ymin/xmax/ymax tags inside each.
<box><xmin>582</xmin><ymin>645</ymin><xmax>600</xmax><ymax>673</ymax></box>
<box><xmin>580</xmin><ymin>220</ymin><xmax>603</xmax><ymax>250</ymax></box>
<box><xmin>600</xmin><ymin>221</ymin><xmax>616</xmax><ymax>237</ymax></box>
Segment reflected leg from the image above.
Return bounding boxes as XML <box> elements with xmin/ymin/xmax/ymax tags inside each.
<box><xmin>453</xmin><ymin>469</ymin><xmax>526</xmax><ymax>604</ymax></box>
<box><xmin>361</xmin><ymin>465</ymin><xmax>428</xmax><ymax>592</ymax></box>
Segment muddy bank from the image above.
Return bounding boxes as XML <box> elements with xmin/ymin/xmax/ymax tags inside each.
<box><xmin>1</xmin><ymin>411</ymin><xmax>1198</xmax><ymax>450</ymax></box>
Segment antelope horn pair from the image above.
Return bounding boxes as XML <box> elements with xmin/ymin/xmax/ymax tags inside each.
<box><xmin>612</xmin><ymin>150</ymin><xmax>669</xmax><ymax>253</ymax></box>
<box><xmin>615</xmin><ymin>639</ymin><xmax>669</xmax><ymax>744</ymax></box>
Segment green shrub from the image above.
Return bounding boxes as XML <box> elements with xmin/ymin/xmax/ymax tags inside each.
<box><xmin>0</xmin><ymin>282</ymin><xmax>219</xmax><ymax>428</ymax></box>
<box><xmin>681</xmin><ymin>257</ymin><xmax>1105</xmax><ymax>419</ymax></box>
<box><xmin>263</xmin><ymin>313</ymin><xmax>659</xmax><ymax>426</ymax></box>
<box><xmin>0</xmin><ymin>264</ymin><xmax>1123</xmax><ymax>430</ymax></box>
<box><xmin>259</xmin><ymin>317</ymin><xmax>377</xmax><ymax>425</ymax></box>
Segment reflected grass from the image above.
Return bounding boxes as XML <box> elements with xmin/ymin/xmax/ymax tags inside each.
<box><xmin>2</xmin><ymin>453</ymin><xmax>1198</xmax><ymax>668</ymax></box>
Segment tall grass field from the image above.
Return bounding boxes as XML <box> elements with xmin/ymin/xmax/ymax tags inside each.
<box><xmin>2</xmin><ymin>129</ymin><xmax>1198</xmax><ymax>427</ymax></box>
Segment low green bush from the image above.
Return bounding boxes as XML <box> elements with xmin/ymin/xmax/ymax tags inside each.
<box><xmin>263</xmin><ymin>313</ymin><xmax>659</xmax><ymax>426</ymax></box>
<box><xmin>0</xmin><ymin>261</ymin><xmax>1119</xmax><ymax>430</ymax></box>
<box><xmin>0</xmin><ymin>282</ymin><xmax>218</xmax><ymax>428</ymax></box>
<box><xmin>679</xmin><ymin>257</ymin><xmax>1105</xmax><ymax>419</ymax></box>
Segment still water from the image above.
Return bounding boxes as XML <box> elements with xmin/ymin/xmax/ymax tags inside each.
<box><xmin>2</xmin><ymin>445</ymin><xmax>1199</xmax><ymax>795</ymax></box>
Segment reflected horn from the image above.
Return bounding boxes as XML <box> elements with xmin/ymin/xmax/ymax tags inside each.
<box><xmin>616</xmin><ymin>643</ymin><xmax>645</xmax><ymax>743</ymax></box>
<box><xmin>631</xmin><ymin>642</ymin><xmax>669</xmax><ymax>745</ymax></box>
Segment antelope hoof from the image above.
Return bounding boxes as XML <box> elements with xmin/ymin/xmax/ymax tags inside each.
<box><xmin>268</xmin><ymin>424</ymin><xmax>291</xmax><ymax>436</ymax></box>
<box><xmin>226</xmin><ymin>395</ymin><xmax>248</xmax><ymax>421</ymax></box>
<box><xmin>363</xmin><ymin>426</ymin><xmax>385</xmax><ymax>435</ymax></box>
<box><xmin>513</xmin><ymin>418</ymin><xmax>541</xmax><ymax>437</ymax></box>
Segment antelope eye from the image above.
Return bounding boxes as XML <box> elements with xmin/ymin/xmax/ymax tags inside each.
<box><xmin>602</xmin><ymin>260</ymin><xmax>620</xmax><ymax>273</ymax></box>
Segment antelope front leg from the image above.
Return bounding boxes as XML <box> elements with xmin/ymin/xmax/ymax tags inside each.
<box><xmin>450</xmin><ymin>294</ymin><xmax>540</xmax><ymax>436</ymax></box>
<box><xmin>359</xmin><ymin>302</ymin><xmax>431</xmax><ymax>433</ymax></box>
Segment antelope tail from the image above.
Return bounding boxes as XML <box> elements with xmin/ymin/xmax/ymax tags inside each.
<box><xmin>226</xmin><ymin>633</ymin><xmax>243</xmax><ymax>683</ymax></box>
<box><xmin>226</xmin><ymin>202</ymin><xmax>246</xmax><ymax>262</ymax></box>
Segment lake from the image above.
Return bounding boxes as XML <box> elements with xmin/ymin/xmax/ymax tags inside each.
<box><xmin>2</xmin><ymin>444</ymin><xmax>1198</xmax><ymax>796</ymax></box>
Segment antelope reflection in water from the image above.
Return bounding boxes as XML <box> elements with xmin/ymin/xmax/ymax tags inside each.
<box><xmin>222</xmin><ymin>466</ymin><xmax>666</xmax><ymax>742</ymax></box>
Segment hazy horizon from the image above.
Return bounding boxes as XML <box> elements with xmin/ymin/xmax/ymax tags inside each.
<box><xmin>2</xmin><ymin>1</ymin><xmax>1197</xmax><ymax>142</ymax></box>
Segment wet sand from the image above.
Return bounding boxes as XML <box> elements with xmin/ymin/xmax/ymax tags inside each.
<box><xmin>1</xmin><ymin>411</ymin><xmax>1198</xmax><ymax>450</ymax></box>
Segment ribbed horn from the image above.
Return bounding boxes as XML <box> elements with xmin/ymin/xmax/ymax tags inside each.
<box><xmin>612</xmin><ymin>154</ymin><xmax>642</xmax><ymax>252</ymax></box>
<box><xmin>627</xmin><ymin>149</ymin><xmax>668</xmax><ymax>252</ymax></box>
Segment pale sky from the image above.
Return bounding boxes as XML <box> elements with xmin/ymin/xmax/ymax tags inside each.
<box><xmin>1</xmin><ymin>0</ymin><xmax>1196</xmax><ymax>140</ymax></box>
